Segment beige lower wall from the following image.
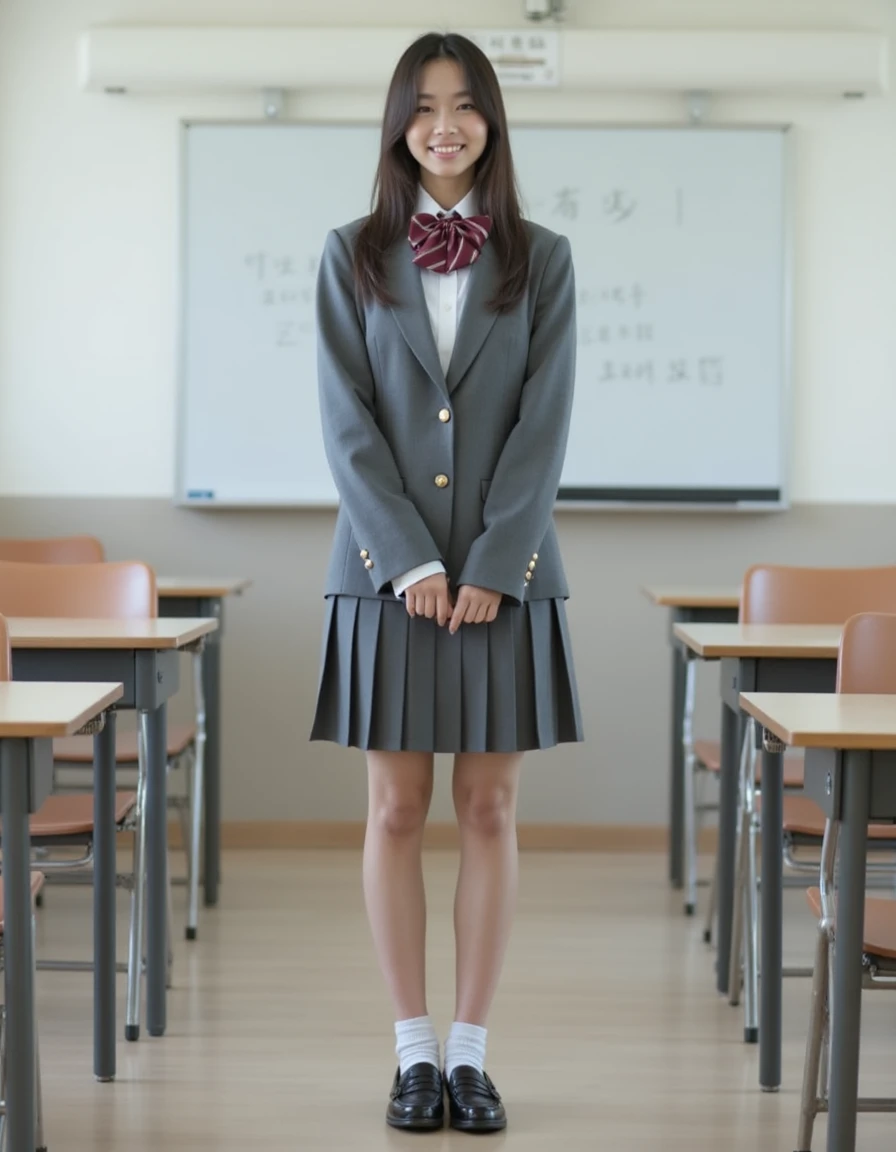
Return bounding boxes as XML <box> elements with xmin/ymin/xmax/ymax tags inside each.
<box><xmin>1</xmin><ymin>498</ymin><xmax>894</xmax><ymax>828</ymax></box>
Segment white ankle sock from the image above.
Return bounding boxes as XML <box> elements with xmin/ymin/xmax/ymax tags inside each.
<box><xmin>394</xmin><ymin>1015</ymin><xmax>440</xmax><ymax>1075</ymax></box>
<box><xmin>444</xmin><ymin>1021</ymin><xmax>487</xmax><ymax>1077</ymax></box>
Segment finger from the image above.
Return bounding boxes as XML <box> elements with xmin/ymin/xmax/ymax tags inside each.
<box><xmin>473</xmin><ymin>602</ymin><xmax>488</xmax><ymax>625</ymax></box>
<box><xmin>449</xmin><ymin>593</ymin><xmax>468</xmax><ymax>634</ymax></box>
<box><xmin>406</xmin><ymin>593</ymin><xmax>416</xmax><ymax>618</ymax></box>
<box><xmin>437</xmin><ymin>591</ymin><xmax>450</xmax><ymax>628</ymax></box>
<box><xmin>486</xmin><ymin>602</ymin><xmax>499</xmax><ymax>624</ymax></box>
<box><xmin>423</xmin><ymin>594</ymin><xmax>435</xmax><ymax>619</ymax></box>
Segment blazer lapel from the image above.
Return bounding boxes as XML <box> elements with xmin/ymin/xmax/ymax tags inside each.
<box><xmin>446</xmin><ymin>240</ymin><xmax>500</xmax><ymax>395</ymax></box>
<box><xmin>387</xmin><ymin>241</ymin><xmax>447</xmax><ymax>395</ymax></box>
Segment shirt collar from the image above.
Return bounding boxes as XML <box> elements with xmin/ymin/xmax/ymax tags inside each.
<box><xmin>416</xmin><ymin>185</ymin><xmax>479</xmax><ymax>218</ymax></box>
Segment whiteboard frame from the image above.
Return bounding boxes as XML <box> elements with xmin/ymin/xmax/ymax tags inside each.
<box><xmin>174</xmin><ymin>118</ymin><xmax>794</xmax><ymax>513</ymax></box>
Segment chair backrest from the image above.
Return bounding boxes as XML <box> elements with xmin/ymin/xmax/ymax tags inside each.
<box><xmin>0</xmin><ymin>614</ymin><xmax>9</xmax><ymax>681</ymax></box>
<box><xmin>837</xmin><ymin>612</ymin><xmax>896</xmax><ymax>694</ymax></box>
<box><xmin>0</xmin><ymin>560</ymin><xmax>156</xmax><ymax>620</ymax></box>
<box><xmin>740</xmin><ymin>564</ymin><xmax>896</xmax><ymax>625</ymax></box>
<box><xmin>0</xmin><ymin>536</ymin><xmax>105</xmax><ymax>564</ymax></box>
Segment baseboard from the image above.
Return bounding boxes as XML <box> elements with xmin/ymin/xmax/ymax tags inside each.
<box><xmin>155</xmin><ymin>822</ymin><xmax>720</xmax><ymax>853</ymax></box>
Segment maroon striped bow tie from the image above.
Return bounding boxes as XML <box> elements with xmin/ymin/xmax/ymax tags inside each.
<box><xmin>408</xmin><ymin>210</ymin><xmax>492</xmax><ymax>273</ymax></box>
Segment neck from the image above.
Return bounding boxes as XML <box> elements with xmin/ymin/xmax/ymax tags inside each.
<box><xmin>420</xmin><ymin>171</ymin><xmax>475</xmax><ymax>212</ymax></box>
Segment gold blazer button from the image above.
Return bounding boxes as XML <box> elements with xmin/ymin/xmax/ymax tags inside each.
<box><xmin>528</xmin><ymin>561</ymin><xmax>536</xmax><ymax>571</ymax></box>
<box><xmin>438</xmin><ymin>408</ymin><xmax>451</xmax><ymax>423</ymax></box>
<box><xmin>364</xmin><ymin>559</ymin><xmax>375</xmax><ymax>570</ymax></box>
<box><xmin>360</xmin><ymin>550</ymin><xmax>369</xmax><ymax>559</ymax></box>
<box><xmin>434</xmin><ymin>474</ymin><xmax>449</xmax><ymax>488</ymax></box>
<box><xmin>524</xmin><ymin>571</ymin><xmax>533</xmax><ymax>582</ymax></box>
<box><xmin>532</xmin><ymin>553</ymin><xmax>539</xmax><ymax>561</ymax></box>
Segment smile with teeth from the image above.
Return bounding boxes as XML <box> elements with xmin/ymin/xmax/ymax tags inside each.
<box><xmin>430</xmin><ymin>144</ymin><xmax>465</xmax><ymax>156</ymax></box>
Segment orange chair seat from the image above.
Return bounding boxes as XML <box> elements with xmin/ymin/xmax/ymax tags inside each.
<box><xmin>27</xmin><ymin>793</ymin><xmax>137</xmax><ymax>838</ymax></box>
<box><xmin>0</xmin><ymin>873</ymin><xmax>44</xmax><ymax>934</ymax></box>
<box><xmin>806</xmin><ymin>887</ymin><xmax>896</xmax><ymax>961</ymax></box>
<box><xmin>53</xmin><ymin>723</ymin><xmax>196</xmax><ymax>764</ymax></box>
<box><xmin>754</xmin><ymin>795</ymin><xmax>896</xmax><ymax>841</ymax></box>
<box><xmin>694</xmin><ymin>738</ymin><xmax>805</xmax><ymax>788</ymax></box>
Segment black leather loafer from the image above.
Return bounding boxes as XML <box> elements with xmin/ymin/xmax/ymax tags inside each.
<box><xmin>446</xmin><ymin>1065</ymin><xmax>507</xmax><ymax>1132</ymax></box>
<box><xmin>386</xmin><ymin>1062</ymin><xmax>444</xmax><ymax>1130</ymax></box>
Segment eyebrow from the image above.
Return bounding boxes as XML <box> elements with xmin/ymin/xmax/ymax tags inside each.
<box><xmin>417</xmin><ymin>90</ymin><xmax>473</xmax><ymax>100</ymax></box>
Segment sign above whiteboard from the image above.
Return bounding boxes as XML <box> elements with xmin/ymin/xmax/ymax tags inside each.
<box><xmin>464</xmin><ymin>29</ymin><xmax>560</xmax><ymax>87</ymax></box>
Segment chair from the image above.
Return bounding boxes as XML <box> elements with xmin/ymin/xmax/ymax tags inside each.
<box><xmin>725</xmin><ymin>565</ymin><xmax>896</xmax><ymax>1037</ymax></box>
<box><xmin>796</xmin><ymin>610</ymin><xmax>896</xmax><ymax>1151</ymax></box>
<box><xmin>0</xmin><ymin>535</ymin><xmax>104</xmax><ymax>563</ymax></box>
<box><xmin>0</xmin><ymin>552</ymin><xmax>203</xmax><ymax>941</ymax></box>
<box><xmin>0</xmin><ymin>560</ymin><xmax>159</xmax><ymax>1041</ymax></box>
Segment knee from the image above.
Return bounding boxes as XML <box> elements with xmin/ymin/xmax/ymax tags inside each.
<box><xmin>455</xmin><ymin>785</ymin><xmax>516</xmax><ymax>837</ymax></box>
<box><xmin>370</xmin><ymin>790</ymin><xmax>431</xmax><ymax>838</ymax></box>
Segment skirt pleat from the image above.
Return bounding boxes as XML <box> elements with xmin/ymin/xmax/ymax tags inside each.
<box><xmin>311</xmin><ymin>595</ymin><xmax>584</xmax><ymax>754</ymax></box>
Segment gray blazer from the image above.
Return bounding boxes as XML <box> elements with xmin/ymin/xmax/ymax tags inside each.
<box><xmin>316</xmin><ymin>216</ymin><xmax>576</xmax><ymax>606</ymax></box>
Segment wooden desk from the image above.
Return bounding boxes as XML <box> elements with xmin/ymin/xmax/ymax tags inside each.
<box><xmin>641</xmin><ymin>585</ymin><xmax>741</xmax><ymax>889</ymax></box>
<box><xmin>0</xmin><ymin>681</ymin><xmax>122</xmax><ymax>1152</ymax></box>
<box><xmin>8</xmin><ymin>617</ymin><xmax>218</xmax><ymax>1082</ymax></box>
<box><xmin>157</xmin><ymin>577</ymin><xmax>250</xmax><ymax>907</ymax></box>
<box><xmin>740</xmin><ymin>692</ymin><xmax>896</xmax><ymax>1152</ymax></box>
<box><xmin>673</xmin><ymin>622</ymin><xmax>841</xmax><ymax>1093</ymax></box>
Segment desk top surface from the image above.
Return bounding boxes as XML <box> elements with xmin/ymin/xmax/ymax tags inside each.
<box><xmin>673</xmin><ymin>622</ymin><xmax>842</xmax><ymax>659</ymax></box>
<box><xmin>0</xmin><ymin>682</ymin><xmax>123</xmax><ymax>737</ymax></box>
<box><xmin>740</xmin><ymin>692</ymin><xmax>896</xmax><ymax>749</ymax></box>
<box><xmin>642</xmin><ymin>584</ymin><xmax>741</xmax><ymax>609</ymax></box>
<box><xmin>6</xmin><ymin>617</ymin><xmax>218</xmax><ymax>650</ymax></box>
<box><xmin>156</xmin><ymin>577</ymin><xmax>252</xmax><ymax>598</ymax></box>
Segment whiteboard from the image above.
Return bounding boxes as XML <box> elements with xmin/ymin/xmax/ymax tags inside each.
<box><xmin>177</xmin><ymin>122</ymin><xmax>791</xmax><ymax>508</ymax></box>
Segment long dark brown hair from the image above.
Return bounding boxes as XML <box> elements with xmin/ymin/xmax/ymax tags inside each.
<box><xmin>354</xmin><ymin>32</ymin><xmax>529</xmax><ymax>313</ymax></box>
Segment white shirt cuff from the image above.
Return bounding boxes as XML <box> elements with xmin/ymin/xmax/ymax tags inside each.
<box><xmin>392</xmin><ymin>561</ymin><xmax>446</xmax><ymax>598</ymax></box>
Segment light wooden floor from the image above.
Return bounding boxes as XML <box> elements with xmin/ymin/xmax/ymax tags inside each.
<box><xmin>30</xmin><ymin>850</ymin><xmax>896</xmax><ymax>1150</ymax></box>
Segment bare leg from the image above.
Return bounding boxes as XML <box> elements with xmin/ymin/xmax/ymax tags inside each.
<box><xmin>363</xmin><ymin>751</ymin><xmax>434</xmax><ymax>1021</ymax></box>
<box><xmin>452</xmin><ymin>753</ymin><xmax>523</xmax><ymax>1025</ymax></box>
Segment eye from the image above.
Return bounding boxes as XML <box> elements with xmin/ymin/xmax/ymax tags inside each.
<box><xmin>416</xmin><ymin>104</ymin><xmax>432</xmax><ymax>114</ymax></box>
<box><xmin>458</xmin><ymin>103</ymin><xmax>476</xmax><ymax>111</ymax></box>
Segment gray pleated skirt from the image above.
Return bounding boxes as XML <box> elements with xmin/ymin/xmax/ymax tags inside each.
<box><xmin>310</xmin><ymin>595</ymin><xmax>584</xmax><ymax>754</ymax></box>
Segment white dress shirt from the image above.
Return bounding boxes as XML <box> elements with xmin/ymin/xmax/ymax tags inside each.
<box><xmin>391</xmin><ymin>186</ymin><xmax>479</xmax><ymax>599</ymax></box>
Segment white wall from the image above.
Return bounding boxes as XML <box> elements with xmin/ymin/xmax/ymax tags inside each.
<box><xmin>1</xmin><ymin>0</ymin><xmax>895</xmax><ymax>503</ymax></box>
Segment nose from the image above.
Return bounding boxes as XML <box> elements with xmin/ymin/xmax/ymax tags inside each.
<box><xmin>434</xmin><ymin>108</ymin><xmax>457</xmax><ymax>135</ymax></box>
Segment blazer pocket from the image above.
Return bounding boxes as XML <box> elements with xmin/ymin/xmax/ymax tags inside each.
<box><xmin>480</xmin><ymin>479</ymin><xmax>492</xmax><ymax>502</ymax></box>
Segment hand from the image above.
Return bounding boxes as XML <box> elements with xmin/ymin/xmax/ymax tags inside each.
<box><xmin>449</xmin><ymin>585</ymin><xmax>501</xmax><ymax>635</ymax></box>
<box><xmin>405</xmin><ymin>572</ymin><xmax>454</xmax><ymax>627</ymax></box>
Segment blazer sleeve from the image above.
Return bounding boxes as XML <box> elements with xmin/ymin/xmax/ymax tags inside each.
<box><xmin>316</xmin><ymin>229</ymin><xmax>443</xmax><ymax>593</ymax></box>
<box><xmin>457</xmin><ymin>234</ymin><xmax>576</xmax><ymax>604</ymax></box>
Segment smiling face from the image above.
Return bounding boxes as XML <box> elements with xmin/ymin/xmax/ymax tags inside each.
<box><xmin>404</xmin><ymin>57</ymin><xmax>489</xmax><ymax>209</ymax></box>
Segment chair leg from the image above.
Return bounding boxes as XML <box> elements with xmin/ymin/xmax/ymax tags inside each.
<box><xmin>796</xmin><ymin>922</ymin><xmax>830</xmax><ymax>1151</ymax></box>
<box><xmin>681</xmin><ymin>658</ymin><xmax>699</xmax><ymax>915</ymax></box>
<box><xmin>187</xmin><ymin>648</ymin><xmax>208</xmax><ymax>941</ymax></box>
<box><xmin>728</xmin><ymin>725</ymin><xmax>753</xmax><ymax>1006</ymax></box>
<box><xmin>32</xmin><ymin>918</ymin><xmax>45</xmax><ymax>1152</ymax></box>
<box><xmin>125</xmin><ymin>723</ymin><xmax>149</xmax><ymax>1042</ymax></box>
<box><xmin>742</xmin><ymin>804</ymin><xmax>760</xmax><ymax>1042</ymax></box>
<box><xmin>703</xmin><ymin>852</ymin><xmax>718</xmax><ymax>944</ymax></box>
<box><xmin>166</xmin><ymin>856</ymin><xmax>175</xmax><ymax>990</ymax></box>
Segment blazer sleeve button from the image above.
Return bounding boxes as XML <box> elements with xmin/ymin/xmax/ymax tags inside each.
<box><xmin>364</xmin><ymin>559</ymin><xmax>375</xmax><ymax>570</ymax></box>
<box><xmin>528</xmin><ymin>561</ymin><xmax>536</xmax><ymax>571</ymax></box>
<box><xmin>360</xmin><ymin>550</ymin><xmax>369</xmax><ymax>559</ymax></box>
<box><xmin>524</xmin><ymin>571</ymin><xmax>533</xmax><ymax>582</ymax></box>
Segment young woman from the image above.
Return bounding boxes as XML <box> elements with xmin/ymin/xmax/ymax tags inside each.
<box><xmin>311</xmin><ymin>30</ymin><xmax>583</xmax><ymax>1133</ymax></box>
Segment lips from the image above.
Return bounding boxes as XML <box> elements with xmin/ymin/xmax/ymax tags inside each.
<box><xmin>429</xmin><ymin>145</ymin><xmax>464</xmax><ymax>156</ymax></box>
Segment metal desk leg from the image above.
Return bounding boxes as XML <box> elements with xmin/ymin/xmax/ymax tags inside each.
<box><xmin>0</xmin><ymin>738</ymin><xmax>37</xmax><ymax>1152</ymax></box>
<box><xmin>715</xmin><ymin>702</ymin><xmax>740</xmax><ymax>996</ymax></box>
<box><xmin>826</xmin><ymin>750</ymin><xmax>870</xmax><ymax>1152</ymax></box>
<box><xmin>201</xmin><ymin>603</ymin><xmax>222</xmax><ymax>906</ymax></box>
<box><xmin>669</xmin><ymin>620</ymin><xmax>686</xmax><ymax>888</ymax></box>
<box><xmin>142</xmin><ymin>703</ymin><xmax>168</xmax><ymax>1037</ymax></box>
<box><xmin>759</xmin><ymin>738</ymin><xmax>783</xmax><ymax>1089</ymax></box>
<box><xmin>93</xmin><ymin>713</ymin><xmax>117</xmax><ymax>1079</ymax></box>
